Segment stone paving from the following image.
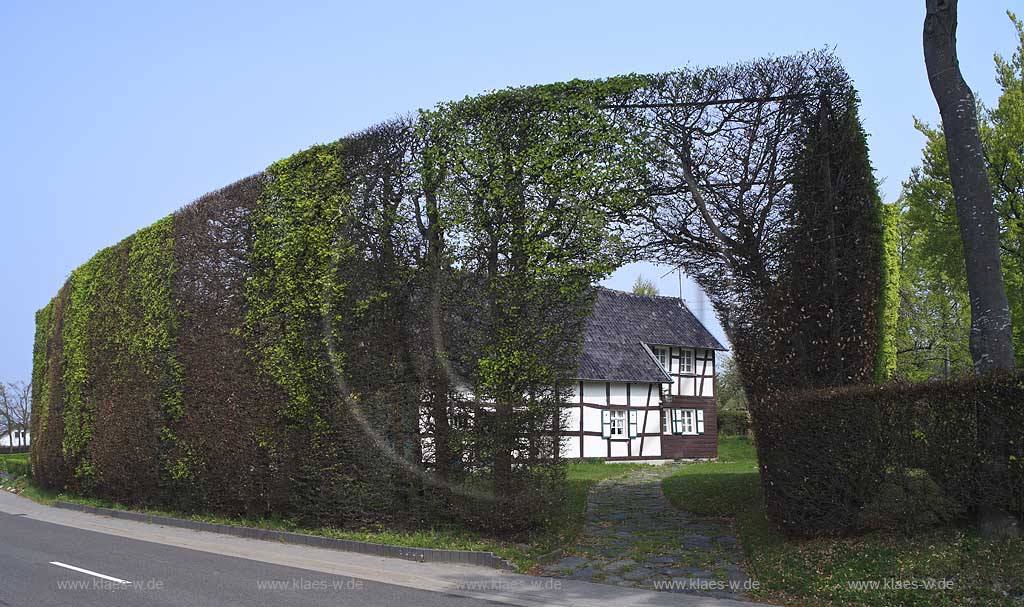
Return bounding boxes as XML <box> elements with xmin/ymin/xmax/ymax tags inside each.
<box><xmin>540</xmin><ymin>464</ymin><xmax>751</xmax><ymax>599</ymax></box>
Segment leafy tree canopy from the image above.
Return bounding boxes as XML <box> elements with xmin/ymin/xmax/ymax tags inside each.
<box><xmin>631</xmin><ymin>275</ymin><xmax>659</xmax><ymax>296</ymax></box>
<box><xmin>899</xmin><ymin>11</ymin><xmax>1024</xmax><ymax>378</ymax></box>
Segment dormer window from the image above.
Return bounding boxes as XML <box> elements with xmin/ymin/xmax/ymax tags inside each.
<box><xmin>653</xmin><ymin>346</ymin><xmax>669</xmax><ymax>371</ymax></box>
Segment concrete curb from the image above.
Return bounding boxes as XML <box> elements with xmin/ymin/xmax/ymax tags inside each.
<box><xmin>52</xmin><ymin>501</ymin><xmax>516</xmax><ymax>571</ymax></box>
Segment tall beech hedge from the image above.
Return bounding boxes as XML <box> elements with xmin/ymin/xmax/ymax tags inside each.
<box><xmin>758</xmin><ymin>372</ymin><xmax>1024</xmax><ymax>536</ymax></box>
<box><xmin>33</xmin><ymin>220</ymin><xmax>183</xmax><ymax>500</ymax></box>
<box><xmin>170</xmin><ymin>175</ymin><xmax>287</xmax><ymax>514</ymax></box>
<box><xmin>30</xmin><ymin>91</ymin><xmax>634</xmax><ymax>530</ymax></box>
<box><xmin>32</xmin><ymin>51</ymin><xmax>889</xmax><ymax>531</ymax></box>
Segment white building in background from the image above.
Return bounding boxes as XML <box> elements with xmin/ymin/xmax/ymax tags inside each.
<box><xmin>420</xmin><ymin>288</ymin><xmax>726</xmax><ymax>465</ymax></box>
<box><xmin>560</xmin><ymin>288</ymin><xmax>723</xmax><ymax>461</ymax></box>
<box><xmin>0</xmin><ymin>426</ymin><xmax>30</xmax><ymax>448</ymax></box>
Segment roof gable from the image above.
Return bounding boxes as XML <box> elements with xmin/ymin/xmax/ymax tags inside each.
<box><xmin>575</xmin><ymin>288</ymin><xmax>726</xmax><ymax>383</ymax></box>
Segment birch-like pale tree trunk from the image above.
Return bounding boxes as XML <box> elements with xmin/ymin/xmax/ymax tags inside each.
<box><xmin>924</xmin><ymin>0</ymin><xmax>1019</xmax><ymax>539</ymax></box>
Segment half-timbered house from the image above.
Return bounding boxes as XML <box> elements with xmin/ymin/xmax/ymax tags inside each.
<box><xmin>560</xmin><ymin>288</ymin><xmax>725</xmax><ymax>461</ymax></box>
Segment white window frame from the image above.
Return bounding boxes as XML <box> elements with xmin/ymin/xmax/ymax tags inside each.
<box><xmin>679</xmin><ymin>349</ymin><xmax>694</xmax><ymax>374</ymax></box>
<box><xmin>668</xmin><ymin>408</ymin><xmax>704</xmax><ymax>436</ymax></box>
<box><xmin>653</xmin><ymin>346</ymin><xmax>669</xmax><ymax>371</ymax></box>
<box><xmin>609</xmin><ymin>409</ymin><xmax>626</xmax><ymax>437</ymax></box>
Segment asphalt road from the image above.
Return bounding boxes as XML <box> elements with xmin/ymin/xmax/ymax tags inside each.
<box><xmin>0</xmin><ymin>510</ymin><xmax>503</xmax><ymax>607</ymax></box>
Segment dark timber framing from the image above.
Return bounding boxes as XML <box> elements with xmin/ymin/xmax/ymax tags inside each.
<box><xmin>565</xmin><ymin>346</ymin><xmax>718</xmax><ymax>461</ymax></box>
<box><xmin>418</xmin><ymin>289</ymin><xmax>726</xmax><ymax>463</ymax></box>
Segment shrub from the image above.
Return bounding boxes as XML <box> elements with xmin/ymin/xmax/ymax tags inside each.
<box><xmin>717</xmin><ymin>409</ymin><xmax>751</xmax><ymax>436</ymax></box>
<box><xmin>448</xmin><ymin>468</ymin><xmax>568</xmax><ymax>533</ymax></box>
<box><xmin>855</xmin><ymin>469</ymin><xmax>964</xmax><ymax>533</ymax></box>
<box><xmin>1</xmin><ymin>458</ymin><xmax>31</xmax><ymax>478</ymax></box>
<box><xmin>755</xmin><ymin>372</ymin><xmax>1024</xmax><ymax>536</ymax></box>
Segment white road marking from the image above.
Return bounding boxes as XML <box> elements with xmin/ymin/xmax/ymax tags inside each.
<box><xmin>49</xmin><ymin>561</ymin><xmax>131</xmax><ymax>584</ymax></box>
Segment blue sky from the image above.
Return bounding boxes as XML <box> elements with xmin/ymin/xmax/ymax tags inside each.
<box><xmin>1</xmin><ymin>1</ymin><xmax>1018</xmax><ymax>380</ymax></box>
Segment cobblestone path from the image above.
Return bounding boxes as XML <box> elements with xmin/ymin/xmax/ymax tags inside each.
<box><xmin>540</xmin><ymin>465</ymin><xmax>751</xmax><ymax>599</ymax></box>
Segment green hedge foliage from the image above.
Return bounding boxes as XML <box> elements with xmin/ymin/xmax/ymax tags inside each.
<box><xmin>170</xmin><ymin>175</ymin><xmax>286</xmax><ymax>515</ymax></box>
<box><xmin>31</xmin><ymin>102</ymin><xmax>629</xmax><ymax>531</ymax></box>
<box><xmin>874</xmin><ymin>203</ymin><xmax>901</xmax><ymax>382</ymax></box>
<box><xmin>717</xmin><ymin>409</ymin><xmax>751</xmax><ymax>436</ymax></box>
<box><xmin>31</xmin><ymin>298</ymin><xmax>61</xmax><ymax>486</ymax></box>
<box><xmin>35</xmin><ymin>219</ymin><xmax>183</xmax><ymax>500</ymax></box>
<box><xmin>1</xmin><ymin>457</ymin><xmax>31</xmax><ymax>478</ymax></box>
<box><xmin>756</xmin><ymin>372</ymin><xmax>1024</xmax><ymax>536</ymax></box>
<box><xmin>766</xmin><ymin>82</ymin><xmax>885</xmax><ymax>392</ymax></box>
<box><xmin>32</xmin><ymin>51</ymin><xmax>885</xmax><ymax>533</ymax></box>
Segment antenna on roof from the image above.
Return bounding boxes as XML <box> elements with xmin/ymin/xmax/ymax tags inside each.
<box><xmin>659</xmin><ymin>265</ymin><xmax>685</xmax><ymax>302</ymax></box>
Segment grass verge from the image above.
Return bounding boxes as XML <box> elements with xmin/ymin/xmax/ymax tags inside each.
<box><xmin>662</xmin><ymin>435</ymin><xmax>1024</xmax><ymax>606</ymax></box>
<box><xmin>0</xmin><ymin>452</ymin><xmax>31</xmax><ymax>477</ymax></box>
<box><xmin>0</xmin><ymin>459</ymin><xmax>641</xmax><ymax>572</ymax></box>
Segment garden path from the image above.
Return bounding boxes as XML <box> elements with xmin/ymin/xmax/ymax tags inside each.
<box><xmin>539</xmin><ymin>464</ymin><xmax>751</xmax><ymax>599</ymax></box>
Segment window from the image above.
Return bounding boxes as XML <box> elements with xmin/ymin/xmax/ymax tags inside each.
<box><xmin>653</xmin><ymin>346</ymin><xmax>669</xmax><ymax>371</ymax></box>
<box><xmin>668</xmin><ymin>408</ymin><xmax>704</xmax><ymax>435</ymax></box>
<box><xmin>609</xmin><ymin>410</ymin><xmax>626</xmax><ymax>437</ymax></box>
<box><xmin>680</xmin><ymin>349</ymin><xmax>694</xmax><ymax>374</ymax></box>
<box><xmin>602</xmin><ymin>409</ymin><xmax>638</xmax><ymax>439</ymax></box>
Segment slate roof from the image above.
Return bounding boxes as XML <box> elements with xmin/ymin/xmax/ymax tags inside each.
<box><xmin>575</xmin><ymin>288</ymin><xmax>727</xmax><ymax>383</ymax></box>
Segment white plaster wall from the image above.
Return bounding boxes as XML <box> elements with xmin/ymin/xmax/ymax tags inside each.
<box><xmin>609</xmin><ymin>383</ymin><xmax>628</xmax><ymax>406</ymax></box>
<box><xmin>628</xmin><ymin>382</ymin><xmax>643</xmax><ymax>406</ymax></box>
<box><xmin>582</xmin><ymin>381</ymin><xmax>605</xmax><ymax>402</ymax></box>
<box><xmin>582</xmin><ymin>406</ymin><xmax>603</xmax><ymax>433</ymax></box>
<box><xmin>679</xmin><ymin>375</ymin><xmax>696</xmax><ymax>397</ymax></box>
<box><xmin>583</xmin><ymin>435</ymin><xmax>606</xmax><ymax>458</ymax></box>
<box><xmin>642</xmin><ymin>409</ymin><xmax>662</xmax><ymax>434</ymax></box>
<box><xmin>563</xmin><ymin>406</ymin><xmax>580</xmax><ymax>434</ymax></box>
<box><xmin>700</xmin><ymin>351</ymin><xmax>715</xmax><ymax>397</ymax></box>
<box><xmin>642</xmin><ymin>435</ymin><xmax>661</xmax><ymax>456</ymax></box>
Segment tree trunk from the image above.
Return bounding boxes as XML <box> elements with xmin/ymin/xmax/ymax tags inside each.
<box><xmin>488</xmin><ymin>240</ymin><xmax>514</xmax><ymax>500</ymax></box>
<box><xmin>924</xmin><ymin>0</ymin><xmax>1019</xmax><ymax>539</ymax></box>
<box><xmin>424</xmin><ymin>186</ymin><xmax>453</xmax><ymax>484</ymax></box>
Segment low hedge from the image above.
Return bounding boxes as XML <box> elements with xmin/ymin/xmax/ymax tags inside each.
<box><xmin>717</xmin><ymin>409</ymin><xmax>751</xmax><ymax>436</ymax></box>
<box><xmin>1</xmin><ymin>457</ymin><xmax>31</xmax><ymax>478</ymax></box>
<box><xmin>755</xmin><ymin>372</ymin><xmax>1024</xmax><ymax>536</ymax></box>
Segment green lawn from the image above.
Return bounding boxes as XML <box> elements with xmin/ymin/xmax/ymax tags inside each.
<box><xmin>662</xmin><ymin>435</ymin><xmax>759</xmax><ymax>517</ymax></box>
<box><xmin>663</xmin><ymin>436</ymin><xmax>1024</xmax><ymax>606</ymax></box>
<box><xmin>0</xmin><ymin>452</ymin><xmax>30</xmax><ymax>477</ymax></box>
<box><xmin>2</xmin><ymin>457</ymin><xmax>642</xmax><ymax>572</ymax></box>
